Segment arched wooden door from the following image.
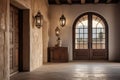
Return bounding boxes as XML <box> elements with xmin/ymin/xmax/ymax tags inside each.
<box><xmin>73</xmin><ymin>12</ymin><xmax>108</xmax><ymax>60</ymax></box>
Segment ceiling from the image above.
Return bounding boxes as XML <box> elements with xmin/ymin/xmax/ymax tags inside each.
<box><xmin>48</xmin><ymin>0</ymin><xmax>120</xmax><ymax>5</ymax></box>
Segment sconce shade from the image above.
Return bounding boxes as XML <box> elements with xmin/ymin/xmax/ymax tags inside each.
<box><xmin>35</xmin><ymin>11</ymin><xmax>43</xmax><ymax>28</ymax></box>
<box><xmin>55</xmin><ymin>27</ymin><xmax>60</xmax><ymax>37</ymax></box>
<box><xmin>59</xmin><ymin>14</ymin><xmax>66</xmax><ymax>27</ymax></box>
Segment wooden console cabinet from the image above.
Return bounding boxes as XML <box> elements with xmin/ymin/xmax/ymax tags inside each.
<box><xmin>48</xmin><ymin>47</ymin><xmax>68</xmax><ymax>62</ymax></box>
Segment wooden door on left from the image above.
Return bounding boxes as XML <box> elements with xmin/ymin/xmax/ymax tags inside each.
<box><xmin>10</xmin><ymin>5</ymin><xmax>19</xmax><ymax>74</ymax></box>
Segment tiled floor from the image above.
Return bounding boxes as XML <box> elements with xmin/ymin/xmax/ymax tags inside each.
<box><xmin>11</xmin><ymin>61</ymin><xmax>120</xmax><ymax>80</ymax></box>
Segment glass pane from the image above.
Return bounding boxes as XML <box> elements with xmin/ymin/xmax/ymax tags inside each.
<box><xmin>92</xmin><ymin>34</ymin><xmax>97</xmax><ymax>38</ymax></box>
<box><xmin>97</xmin><ymin>37</ymin><xmax>105</xmax><ymax>43</ymax></box>
<box><xmin>97</xmin><ymin>23</ymin><xmax>103</xmax><ymax>28</ymax></box>
<box><xmin>92</xmin><ymin>15</ymin><xmax>105</xmax><ymax>28</ymax></box>
<box><xmin>84</xmin><ymin>21</ymin><xmax>88</xmax><ymax>28</ymax></box>
<box><xmin>76</xmin><ymin>23</ymin><xmax>83</xmax><ymax>28</ymax></box>
<box><xmin>97</xmin><ymin>21</ymin><xmax>105</xmax><ymax>29</ymax></box>
<box><xmin>102</xmin><ymin>34</ymin><xmax>105</xmax><ymax>38</ymax></box>
<box><xmin>80</xmin><ymin>29</ymin><xmax>83</xmax><ymax>33</ymax></box>
<box><xmin>76</xmin><ymin>29</ymin><xmax>79</xmax><ymax>33</ymax></box>
<box><xmin>97</xmin><ymin>33</ymin><xmax>104</xmax><ymax>39</ymax></box>
<box><xmin>92</xmin><ymin>38</ymin><xmax>96</xmax><ymax>43</ymax></box>
<box><xmin>97</xmin><ymin>28</ymin><xmax>101</xmax><ymax>33</ymax></box>
<box><xmin>96</xmin><ymin>38</ymin><xmax>101</xmax><ymax>43</ymax></box>
<box><xmin>75</xmin><ymin>43</ymin><xmax>79</xmax><ymax>49</ymax></box>
<box><xmin>97</xmin><ymin>29</ymin><xmax>104</xmax><ymax>34</ymax></box>
<box><xmin>80</xmin><ymin>44</ymin><xmax>84</xmax><ymax>49</ymax></box>
<box><xmin>83</xmin><ymin>38</ymin><xmax>88</xmax><ymax>42</ymax></box>
<box><xmin>101</xmin><ymin>39</ymin><xmax>105</xmax><ymax>43</ymax></box>
<box><xmin>83</xmin><ymin>34</ymin><xmax>88</xmax><ymax>38</ymax></box>
<box><xmin>84</xmin><ymin>29</ymin><xmax>88</xmax><ymax>33</ymax></box>
<box><xmin>80</xmin><ymin>34</ymin><xmax>83</xmax><ymax>38</ymax></box>
<box><xmin>92</xmin><ymin>43</ymin><xmax>97</xmax><ymax>49</ymax></box>
<box><xmin>75</xmin><ymin>34</ymin><xmax>79</xmax><ymax>38</ymax></box>
<box><xmin>101</xmin><ymin>29</ymin><xmax>105</xmax><ymax>33</ymax></box>
<box><xmin>76</xmin><ymin>15</ymin><xmax>88</xmax><ymax>28</ymax></box>
<box><xmin>92</xmin><ymin>28</ymin><xmax>97</xmax><ymax>33</ymax></box>
<box><xmin>79</xmin><ymin>38</ymin><xmax>84</xmax><ymax>43</ymax></box>
<box><xmin>77</xmin><ymin>38</ymin><xmax>81</xmax><ymax>43</ymax></box>
<box><xmin>75</xmin><ymin>39</ymin><xmax>79</xmax><ymax>43</ymax></box>
<box><xmin>97</xmin><ymin>43</ymin><xmax>101</xmax><ymax>49</ymax></box>
<box><xmin>101</xmin><ymin>44</ymin><xmax>105</xmax><ymax>49</ymax></box>
<box><xmin>84</xmin><ymin>43</ymin><xmax>88</xmax><ymax>49</ymax></box>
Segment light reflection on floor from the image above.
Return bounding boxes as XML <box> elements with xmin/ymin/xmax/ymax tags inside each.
<box><xmin>11</xmin><ymin>61</ymin><xmax>120</xmax><ymax>80</ymax></box>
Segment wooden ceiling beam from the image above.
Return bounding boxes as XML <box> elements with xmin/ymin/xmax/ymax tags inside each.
<box><xmin>67</xmin><ymin>0</ymin><xmax>72</xmax><ymax>4</ymax></box>
<box><xmin>94</xmin><ymin>0</ymin><xmax>99</xmax><ymax>3</ymax></box>
<box><xmin>99</xmin><ymin>0</ymin><xmax>107</xmax><ymax>3</ymax></box>
<box><xmin>106</xmin><ymin>0</ymin><xmax>112</xmax><ymax>3</ymax></box>
<box><xmin>55</xmin><ymin>0</ymin><xmax>60</xmax><ymax>4</ymax></box>
<box><xmin>48</xmin><ymin>0</ymin><xmax>119</xmax><ymax>5</ymax></box>
<box><xmin>81</xmin><ymin>0</ymin><xmax>85</xmax><ymax>4</ymax></box>
<box><xmin>111</xmin><ymin>0</ymin><xmax>119</xmax><ymax>3</ymax></box>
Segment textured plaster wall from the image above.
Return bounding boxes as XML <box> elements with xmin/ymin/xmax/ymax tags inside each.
<box><xmin>0</xmin><ymin>0</ymin><xmax>9</xmax><ymax>80</ymax></box>
<box><xmin>49</xmin><ymin>4</ymin><xmax>120</xmax><ymax>61</ymax></box>
<box><xmin>31</xmin><ymin>0</ymin><xmax>49</xmax><ymax>70</ymax></box>
<box><xmin>0</xmin><ymin>0</ymin><xmax>49</xmax><ymax>80</ymax></box>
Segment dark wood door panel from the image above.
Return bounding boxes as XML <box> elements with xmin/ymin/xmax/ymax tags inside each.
<box><xmin>91</xmin><ymin>49</ymin><xmax>108</xmax><ymax>60</ymax></box>
<box><xmin>74</xmin><ymin>49</ymin><xmax>89</xmax><ymax>60</ymax></box>
<box><xmin>10</xmin><ymin>5</ymin><xmax>19</xmax><ymax>74</ymax></box>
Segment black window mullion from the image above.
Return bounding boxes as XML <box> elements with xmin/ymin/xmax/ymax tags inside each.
<box><xmin>100</xmin><ymin>28</ymin><xmax>102</xmax><ymax>49</ymax></box>
<box><xmin>89</xmin><ymin>13</ymin><xmax>92</xmax><ymax>50</ymax></box>
<box><xmin>83</xmin><ymin>25</ymin><xmax>84</xmax><ymax>49</ymax></box>
<box><xmin>79</xmin><ymin>28</ymin><xmax>80</xmax><ymax>49</ymax></box>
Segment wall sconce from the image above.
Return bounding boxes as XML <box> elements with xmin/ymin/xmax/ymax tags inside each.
<box><xmin>34</xmin><ymin>11</ymin><xmax>43</xmax><ymax>28</ymax></box>
<box><xmin>59</xmin><ymin>14</ymin><xmax>66</xmax><ymax>27</ymax></box>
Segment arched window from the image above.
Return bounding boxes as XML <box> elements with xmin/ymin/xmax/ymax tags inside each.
<box><xmin>73</xmin><ymin>12</ymin><xmax>108</xmax><ymax>60</ymax></box>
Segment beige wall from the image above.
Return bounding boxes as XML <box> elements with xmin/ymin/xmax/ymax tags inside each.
<box><xmin>30</xmin><ymin>0</ymin><xmax>49</xmax><ymax>71</ymax></box>
<box><xmin>49</xmin><ymin>4</ymin><xmax>120</xmax><ymax>61</ymax></box>
<box><xmin>0</xmin><ymin>0</ymin><xmax>49</xmax><ymax>80</ymax></box>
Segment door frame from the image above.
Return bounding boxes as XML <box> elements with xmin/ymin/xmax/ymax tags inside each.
<box><xmin>72</xmin><ymin>12</ymin><xmax>109</xmax><ymax>60</ymax></box>
<box><xmin>10</xmin><ymin>1</ymin><xmax>30</xmax><ymax>75</ymax></box>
